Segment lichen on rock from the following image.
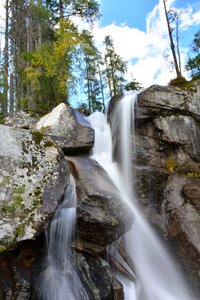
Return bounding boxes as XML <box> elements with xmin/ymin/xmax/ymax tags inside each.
<box><xmin>0</xmin><ymin>124</ymin><xmax>69</xmax><ymax>251</ymax></box>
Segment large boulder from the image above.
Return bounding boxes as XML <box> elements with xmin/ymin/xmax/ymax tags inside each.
<box><xmin>164</xmin><ymin>175</ymin><xmax>200</xmax><ymax>294</ymax></box>
<box><xmin>134</xmin><ymin>84</ymin><xmax>200</xmax><ymax>296</ymax></box>
<box><xmin>0</xmin><ymin>124</ymin><xmax>69</xmax><ymax>252</ymax></box>
<box><xmin>137</xmin><ymin>81</ymin><xmax>200</xmax><ymax>119</ymax></box>
<box><xmin>154</xmin><ymin>115</ymin><xmax>200</xmax><ymax>162</ymax></box>
<box><xmin>31</xmin><ymin>249</ymin><xmax>123</xmax><ymax>300</ymax></box>
<box><xmin>34</xmin><ymin>103</ymin><xmax>94</xmax><ymax>155</ymax></box>
<box><xmin>67</xmin><ymin>156</ymin><xmax>134</xmax><ymax>248</ymax></box>
<box><xmin>4</xmin><ymin>111</ymin><xmax>39</xmax><ymax>129</ymax></box>
<box><xmin>108</xmin><ymin>83</ymin><xmax>200</xmax><ymax>297</ymax></box>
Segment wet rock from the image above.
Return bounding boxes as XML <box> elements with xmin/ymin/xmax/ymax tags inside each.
<box><xmin>67</xmin><ymin>157</ymin><xmax>134</xmax><ymax>247</ymax></box>
<box><xmin>34</xmin><ymin>103</ymin><xmax>94</xmax><ymax>155</ymax></box>
<box><xmin>135</xmin><ymin>166</ymin><xmax>169</xmax><ymax>233</ymax></box>
<box><xmin>125</xmin><ymin>84</ymin><xmax>200</xmax><ymax>296</ymax></box>
<box><xmin>154</xmin><ymin>115</ymin><xmax>200</xmax><ymax>162</ymax></box>
<box><xmin>165</xmin><ymin>176</ymin><xmax>200</xmax><ymax>294</ymax></box>
<box><xmin>30</xmin><ymin>243</ymin><xmax>124</xmax><ymax>300</ymax></box>
<box><xmin>4</xmin><ymin>111</ymin><xmax>39</xmax><ymax>129</ymax></box>
<box><xmin>75</xmin><ymin>252</ymin><xmax>124</xmax><ymax>300</ymax></box>
<box><xmin>0</xmin><ymin>236</ymin><xmax>45</xmax><ymax>300</ymax></box>
<box><xmin>183</xmin><ymin>178</ymin><xmax>200</xmax><ymax>211</ymax></box>
<box><xmin>0</xmin><ymin>124</ymin><xmax>69</xmax><ymax>251</ymax></box>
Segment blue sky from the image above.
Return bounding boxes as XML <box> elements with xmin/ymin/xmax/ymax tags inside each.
<box><xmin>92</xmin><ymin>0</ymin><xmax>200</xmax><ymax>87</ymax></box>
<box><xmin>0</xmin><ymin>0</ymin><xmax>200</xmax><ymax>91</ymax></box>
<box><xmin>100</xmin><ymin>0</ymin><xmax>156</xmax><ymax>30</ymax></box>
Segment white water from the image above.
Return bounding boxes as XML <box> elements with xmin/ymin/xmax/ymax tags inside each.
<box><xmin>88</xmin><ymin>94</ymin><xmax>192</xmax><ymax>300</ymax></box>
<box><xmin>37</xmin><ymin>175</ymin><xmax>88</xmax><ymax>300</ymax></box>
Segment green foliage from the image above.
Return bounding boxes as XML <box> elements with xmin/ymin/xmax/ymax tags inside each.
<box><xmin>0</xmin><ymin>113</ymin><xmax>4</xmax><ymax>124</ymax></box>
<box><xmin>0</xmin><ymin>245</ymin><xmax>7</xmax><ymax>253</ymax></box>
<box><xmin>168</xmin><ymin>76</ymin><xmax>197</xmax><ymax>93</ymax></box>
<box><xmin>165</xmin><ymin>154</ymin><xmax>178</xmax><ymax>172</ymax></box>
<box><xmin>186</xmin><ymin>30</ymin><xmax>200</xmax><ymax>81</ymax></box>
<box><xmin>1</xmin><ymin>184</ymin><xmax>25</xmax><ymax>215</ymax></box>
<box><xmin>169</xmin><ymin>76</ymin><xmax>188</xmax><ymax>88</ymax></box>
<box><xmin>24</xmin><ymin>19</ymin><xmax>81</xmax><ymax>113</ymax></box>
<box><xmin>0</xmin><ymin>176</ymin><xmax>11</xmax><ymax>187</ymax></box>
<box><xmin>125</xmin><ymin>80</ymin><xmax>142</xmax><ymax>92</ymax></box>
<box><xmin>2</xmin><ymin>194</ymin><xmax>24</xmax><ymax>215</ymax></box>
<box><xmin>81</xmin><ymin>30</ymin><xmax>105</xmax><ymax>112</ymax></box>
<box><xmin>104</xmin><ymin>35</ymin><xmax>127</xmax><ymax>98</ymax></box>
<box><xmin>67</xmin><ymin>0</ymin><xmax>100</xmax><ymax>22</ymax></box>
<box><xmin>187</xmin><ymin>171</ymin><xmax>200</xmax><ymax>178</ymax></box>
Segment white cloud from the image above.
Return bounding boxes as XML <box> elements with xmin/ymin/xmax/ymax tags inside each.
<box><xmin>92</xmin><ymin>0</ymin><xmax>200</xmax><ymax>88</ymax></box>
<box><xmin>0</xmin><ymin>0</ymin><xmax>5</xmax><ymax>22</ymax></box>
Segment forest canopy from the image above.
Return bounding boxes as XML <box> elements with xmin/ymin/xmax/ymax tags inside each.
<box><xmin>0</xmin><ymin>0</ymin><xmax>199</xmax><ymax>116</ymax></box>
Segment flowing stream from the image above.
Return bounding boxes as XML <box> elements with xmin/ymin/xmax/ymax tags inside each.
<box><xmin>88</xmin><ymin>93</ymin><xmax>192</xmax><ymax>300</ymax></box>
<box><xmin>36</xmin><ymin>175</ymin><xmax>88</xmax><ymax>300</ymax></box>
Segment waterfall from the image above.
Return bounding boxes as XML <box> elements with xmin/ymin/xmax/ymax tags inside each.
<box><xmin>88</xmin><ymin>93</ymin><xmax>192</xmax><ymax>300</ymax></box>
<box><xmin>34</xmin><ymin>175</ymin><xmax>88</xmax><ymax>300</ymax></box>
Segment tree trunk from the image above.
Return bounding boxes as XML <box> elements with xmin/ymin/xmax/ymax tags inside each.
<box><xmin>105</xmin><ymin>56</ymin><xmax>113</xmax><ymax>99</ymax></box>
<box><xmin>59</xmin><ymin>0</ymin><xmax>63</xmax><ymax>19</ymax></box>
<box><xmin>3</xmin><ymin>0</ymin><xmax>9</xmax><ymax>116</ymax></box>
<box><xmin>86</xmin><ymin>69</ymin><xmax>92</xmax><ymax>112</ymax></box>
<box><xmin>163</xmin><ymin>0</ymin><xmax>181</xmax><ymax>78</ymax></box>
<box><xmin>97</xmin><ymin>63</ymin><xmax>105</xmax><ymax>110</ymax></box>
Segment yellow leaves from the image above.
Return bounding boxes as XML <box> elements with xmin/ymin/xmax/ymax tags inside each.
<box><xmin>31</xmin><ymin>53</ymin><xmax>43</xmax><ymax>68</ymax></box>
<box><xmin>23</xmin><ymin>18</ymin><xmax>82</xmax><ymax>107</ymax></box>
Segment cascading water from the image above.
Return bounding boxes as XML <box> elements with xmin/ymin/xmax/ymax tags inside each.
<box><xmin>35</xmin><ymin>175</ymin><xmax>88</xmax><ymax>300</ymax></box>
<box><xmin>88</xmin><ymin>93</ymin><xmax>192</xmax><ymax>300</ymax></box>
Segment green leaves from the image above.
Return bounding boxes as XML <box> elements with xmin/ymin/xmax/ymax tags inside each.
<box><xmin>104</xmin><ymin>35</ymin><xmax>127</xmax><ymax>98</ymax></box>
<box><xmin>186</xmin><ymin>30</ymin><xmax>200</xmax><ymax>81</ymax></box>
<box><xmin>24</xmin><ymin>19</ymin><xmax>81</xmax><ymax>113</ymax></box>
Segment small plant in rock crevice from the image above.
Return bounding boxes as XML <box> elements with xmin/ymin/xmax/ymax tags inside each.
<box><xmin>165</xmin><ymin>154</ymin><xmax>178</xmax><ymax>172</ymax></box>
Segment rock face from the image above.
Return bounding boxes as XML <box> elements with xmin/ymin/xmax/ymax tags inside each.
<box><xmin>67</xmin><ymin>157</ymin><xmax>134</xmax><ymax>249</ymax></box>
<box><xmin>0</xmin><ymin>124</ymin><xmax>69</xmax><ymax>251</ymax></box>
<box><xmin>4</xmin><ymin>111</ymin><xmax>39</xmax><ymax>129</ymax></box>
<box><xmin>134</xmin><ymin>83</ymin><xmax>200</xmax><ymax>296</ymax></box>
<box><xmin>0</xmin><ymin>103</ymin><xmax>131</xmax><ymax>300</ymax></box>
<box><xmin>34</xmin><ymin>103</ymin><xmax>95</xmax><ymax>155</ymax></box>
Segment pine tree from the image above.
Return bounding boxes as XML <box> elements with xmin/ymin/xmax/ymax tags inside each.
<box><xmin>24</xmin><ymin>19</ymin><xmax>81</xmax><ymax>113</ymax></box>
<box><xmin>163</xmin><ymin>0</ymin><xmax>182</xmax><ymax>78</ymax></box>
<box><xmin>81</xmin><ymin>30</ymin><xmax>105</xmax><ymax>112</ymax></box>
<box><xmin>104</xmin><ymin>35</ymin><xmax>127</xmax><ymax>98</ymax></box>
<box><xmin>2</xmin><ymin>0</ymin><xmax>9</xmax><ymax>116</ymax></box>
<box><xmin>186</xmin><ymin>30</ymin><xmax>200</xmax><ymax>80</ymax></box>
<box><xmin>1</xmin><ymin>0</ymin><xmax>100</xmax><ymax>113</ymax></box>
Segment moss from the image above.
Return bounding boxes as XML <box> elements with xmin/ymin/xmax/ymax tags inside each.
<box><xmin>15</xmin><ymin>223</ymin><xmax>26</xmax><ymax>239</ymax></box>
<box><xmin>12</xmin><ymin>194</ymin><xmax>24</xmax><ymax>207</ymax></box>
<box><xmin>44</xmin><ymin>140</ymin><xmax>56</xmax><ymax>148</ymax></box>
<box><xmin>34</xmin><ymin>186</ymin><xmax>42</xmax><ymax>197</ymax></box>
<box><xmin>0</xmin><ymin>176</ymin><xmax>11</xmax><ymax>187</ymax></box>
<box><xmin>32</xmin><ymin>156</ymin><xmax>39</xmax><ymax>169</ymax></box>
<box><xmin>111</xmin><ymin>218</ymin><xmax>118</xmax><ymax>226</ymax></box>
<box><xmin>13</xmin><ymin>185</ymin><xmax>25</xmax><ymax>194</ymax></box>
<box><xmin>0</xmin><ymin>113</ymin><xmax>4</xmax><ymax>124</ymax></box>
<box><xmin>2</xmin><ymin>192</ymin><xmax>24</xmax><ymax>215</ymax></box>
<box><xmin>0</xmin><ymin>245</ymin><xmax>7</xmax><ymax>254</ymax></box>
<box><xmin>165</xmin><ymin>154</ymin><xmax>178</xmax><ymax>172</ymax></box>
<box><xmin>31</xmin><ymin>130</ymin><xmax>44</xmax><ymax>145</ymax></box>
<box><xmin>2</xmin><ymin>202</ymin><xmax>15</xmax><ymax>214</ymax></box>
<box><xmin>187</xmin><ymin>172</ymin><xmax>200</xmax><ymax>178</ymax></box>
<box><xmin>39</xmin><ymin>125</ymin><xmax>50</xmax><ymax>133</ymax></box>
<box><xmin>169</xmin><ymin>76</ymin><xmax>187</xmax><ymax>88</ymax></box>
<box><xmin>158</xmin><ymin>140</ymin><xmax>166</xmax><ymax>146</ymax></box>
<box><xmin>169</xmin><ymin>77</ymin><xmax>198</xmax><ymax>93</ymax></box>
